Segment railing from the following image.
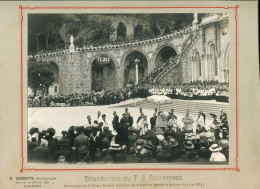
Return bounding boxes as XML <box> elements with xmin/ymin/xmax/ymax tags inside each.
<box><xmin>28</xmin><ymin>25</ymin><xmax>197</xmax><ymax>59</ymax></box>
<box><xmin>153</xmin><ymin>30</ymin><xmax>201</xmax><ymax>82</ymax></box>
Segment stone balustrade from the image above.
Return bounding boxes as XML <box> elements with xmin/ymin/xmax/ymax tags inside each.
<box><xmin>28</xmin><ymin>25</ymin><xmax>198</xmax><ymax>59</ymax></box>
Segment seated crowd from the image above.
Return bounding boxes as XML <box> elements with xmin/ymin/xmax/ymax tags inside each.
<box><xmin>28</xmin><ymin>80</ymin><xmax>229</xmax><ymax>107</ymax></box>
<box><xmin>28</xmin><ymin>109</ymin><xmax>229</xmax><ymax>164</ymax></box>
<box><xmin>149</xmin><ymin>80</ymin><xmax>229</xmax><ymax>102</ymax></box>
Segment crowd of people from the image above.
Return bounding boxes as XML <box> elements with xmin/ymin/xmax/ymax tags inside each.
<box><xmin>139</xmin><ymin>55</ymin><xmax>179</xmax><ymax>85</ymax></box>
<box><xmin>149</xmin><ymin>80</ymin><xmax>229</xmax><ymax>102</ymax></box>
<box><xmin>28</xmin><ymin>80</ymin><xmax>229</xmax><ymax>107</ymax></box>
<box><xmin>28</xmin><ymin>108</ymin><xmax>229</xmax><ymax>164</ymax></box>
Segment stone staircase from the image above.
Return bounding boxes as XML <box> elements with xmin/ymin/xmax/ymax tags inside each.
<box><xmin>154</xmin><ymin>30</ymin><xmax>202</xmax><ymax>84</ymax></box>
<box><xmin>135</xmin><ymin>99</ymin><xmax>229</xmax><ymax>118</ymax></box>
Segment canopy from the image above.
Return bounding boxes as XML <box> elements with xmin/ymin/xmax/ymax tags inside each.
<box><xmin>147</xmin><ymin>95</ymin><xmax>172</xmax><ymax>105</ymax></box>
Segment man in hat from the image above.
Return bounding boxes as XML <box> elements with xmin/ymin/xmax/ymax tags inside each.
<box><xmin>183</xmin><ymin>140</ymin><xmax>194</xmax><ymax>151</ymax></box>
<box><xmin>112</xmin><ymin>111</ymin><xmax>119</xmax><ymax>130</ymax></box>
<box><xmin>209</xmin><ymin>144</ymin><xmax>226</xmax><ymax>162</ymax></box>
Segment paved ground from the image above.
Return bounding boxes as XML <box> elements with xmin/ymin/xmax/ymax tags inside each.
<box><xmin>28</xmin><ymin>99</ymin><xmax>218</xmax><ymax>137</ymax></box>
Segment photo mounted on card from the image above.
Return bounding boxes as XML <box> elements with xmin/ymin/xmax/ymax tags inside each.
<box><xmin>21</xmin><ymin>5</ymin><xmax>238</xmax><ymax>171</ymax></box>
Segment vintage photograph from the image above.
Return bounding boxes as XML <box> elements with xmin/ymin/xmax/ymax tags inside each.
<box><xmin>27</xmin><ymin>13</ymin><xmax>230</xmax><ymax>164</ymax></box>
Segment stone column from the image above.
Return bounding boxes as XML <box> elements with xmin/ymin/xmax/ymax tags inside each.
<box><xmin>135</xmin><ymin>63</ymin><xmax>139</xmax><ymax>85</ymax></box>
<box><xmin>126</xmin><ymin>24</ymin><xmax>134</xmax><ymax>40</ymax></box>
<box><xmin>191</xmin><ymin>57</ymin><xmax>194</xmax><ymax>82</ymax></box>
<box><xmin>205</xmin><ymin>54</ymin><xmax>210</xmax><ymax>80</ymax></box>
<box><xmin>216</xmin><ymin>53</ymin><xmax>221</xmax><ymax>82</ymax></box>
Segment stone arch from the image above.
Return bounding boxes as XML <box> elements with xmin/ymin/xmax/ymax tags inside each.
<box><xmin>89</xmin><ymin>52</ymin><xmax>118</xmax><ymax>68</ymax></box>
<box><xmin>193</xmin><ymin>51</ymin><xmax>202</xmax><ymax>80</ymax></box>
<box><xmin>117</xmin><ymin>21</ymin><xmax>127</xmax><ymax>40</ymax></box>
<box><xmin>90</xmin><ymin>53</ymin><xmax>117</xmax><ymax>91</ymax></box>
<box><xmin>47</xmin><ymin>62</ymin><xmax>60</xmax><ymax>95</ymax></box>
<box><xmin>123</xmin><ymin>50</ymin><xmax>148</xmax><ymax>86</ymax></box>
<box><xmin>48</xmin><ymin>62</ymin><xmax>59</xmax><ymax>83</ymax></box>
<box><xmin>134</xmin><ymin>24</ymin><xmax>143</xmax><ymax>38</ymax></box>
<box><xmin>153</xmin><ymin>44</ymin><xmax>178</xmax><ymax>68</ymax></box>
<box><xmin>122</xmin><ymin>48</ymin><xmax>149</xmax><ymax>64</ymax></box>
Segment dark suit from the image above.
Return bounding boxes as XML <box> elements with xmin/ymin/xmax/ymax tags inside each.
<box><xmin>112</xmin><ymin>115</ymin><xmax>119</xmax><ymax>129</ymax></box>
<box><xmin>127</xmin><ymin>116</ymin><xmax>134</xmax><ymax>127</ymax></box>
<box><xmin>31</xmin><ymin>146</ymin><xmax>52</xmax><ymax>163</ymax></box>
<box><xmin>74</xmin><ymin>133</ymin><xmax>89</xmax><ymax>155</ymax></box>
<box><xmin>28</xmin><ymin>141</ymin><xmax>39</xmax><ymax>161</ymax></box>
<box><xmin>156</xmin><ymin>151</ymin><xmax>172</xmax><ymax>162</ymax></box>
<box><xmin>150</xmin><ymin>116</ymin><xmax>157</xmax><ymax>130</ymax></box>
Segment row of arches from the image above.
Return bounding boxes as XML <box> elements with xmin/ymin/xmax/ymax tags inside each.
<box><xmin>47</xmin><ymin>45</ymin><xmax>178</xmax><ymax>92</ymax></box>
<box><xmin>91</xmin><ymin>46</ymin><xmax>177</xmax><ymax>91</ymax></box>
<box><xmin>116</xmin><ymin>21</ymin><xmax>146</xmax><ymax>40</ymax></box>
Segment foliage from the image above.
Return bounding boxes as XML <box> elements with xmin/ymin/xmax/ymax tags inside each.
<box><xmin>28</xmin><ymin>59</ymin><xmax>55</xmax><ymax>95</ymax></box>
<box><xmin>28</xmin><ymin>14</ymin><xmax>194</xmax><ymax>54</ymax></box>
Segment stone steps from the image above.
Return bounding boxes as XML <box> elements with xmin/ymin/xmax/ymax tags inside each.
<box><xmin>135</xmin><ymin>99</ymin><xmax>229</xmax><ymax>118</ymax></box>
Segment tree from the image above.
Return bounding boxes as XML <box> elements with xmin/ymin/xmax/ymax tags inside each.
<box><xmin>28</xmin><ymin>59</ymin><xmax>55</xmax><ymax>96</ymax></box>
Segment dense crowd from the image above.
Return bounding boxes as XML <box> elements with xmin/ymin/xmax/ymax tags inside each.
<box><xmin>28</xmin><ymin>80</ymin><xmax>229</xmax><ymax>107</ymax></box>
<box><xmin>28</xmin><ymin>109</ymin><xmax>229</xmax><ymax>164</ymax></box>
<box><xmin>139</xmin><ymin>55</ymin><xmax>179</xmax><ymax>84</ymax></box>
